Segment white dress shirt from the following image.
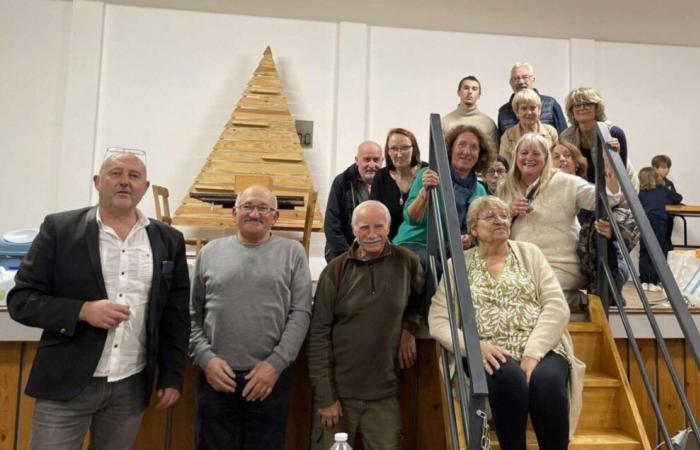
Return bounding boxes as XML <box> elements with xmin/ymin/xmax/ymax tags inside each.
<box><xmin>93</xmin><ymin>209</ymin><xmax>153</xmax><ymax>382</ymax></box>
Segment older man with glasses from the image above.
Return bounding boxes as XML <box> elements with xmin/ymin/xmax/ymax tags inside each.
<box><xmin>497</xmin><ymin>62</ymin><xmax>567</xmax><ymax>136</ymax></box>
<box><xmin>8</xmin><ymin>148</ymin><xmax>191</xmax><ymax>450</ymax></box>
<box><xmin>189</xmin><ymin>185</ymin><xmax>312</xmax><ymax>450</ymax></box>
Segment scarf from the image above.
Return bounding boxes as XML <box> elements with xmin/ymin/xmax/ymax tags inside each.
<box><xmin>450</xmin><ymin>166</ymin><xmax>478</xmax><ymax>233</ymax></box>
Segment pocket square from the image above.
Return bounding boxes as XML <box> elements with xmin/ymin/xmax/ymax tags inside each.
<box><xmin>161</xmin><ymin>260</ymin><xmax>174</xmax><ymax>278</ymax></box>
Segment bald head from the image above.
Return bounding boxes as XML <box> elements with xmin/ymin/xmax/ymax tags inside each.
<box><xmin>93</xmin><ymin>152</ymin><xmax>149</xmax><ymax>217</ymax></box>
<box><xmin>355</xmin><ymin>141</ymin><xmax>383</xmax><ymax>186</ymax></box>
<box><xmin>99</xmin><ymin>152</ymin><xmax>147</xmax><ymax>178</ymax></box>
<box><xmin>235</xmin><ymin>185</ymin><xmax>278</xmax><ymax>210</ymax></box>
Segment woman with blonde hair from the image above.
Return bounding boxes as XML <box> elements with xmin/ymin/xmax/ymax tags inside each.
<box><xmin>429</xmin><ymin>195</ymin><xmax>585</xmax><ymax>450</ymax></box>
<box><xmin>499</xmin><ymin>88</ymin><xmax>558</xmax><ymax>165</ymax></box>
<box><xmin>498</xmin><ymin>133</ymin><xmax>620</xmax><ymax>307</ymax></box>
<box><xmin>551</xmin><ymin>141</ymin><xmax>588</xmax><ymax>178</ymax></box>
<box><xmin>560</xmin><ymin>87</ymin><xmax>628</xmax><ymax>183</ymax></box>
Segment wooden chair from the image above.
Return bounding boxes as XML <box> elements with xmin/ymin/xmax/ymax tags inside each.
<box><xmin>152</xmin><ymin>185</ymin><xmax>208</xmax><ymax>254</ymax></box>
<box><xmin>299</xmin><ymin>191</ymin><xmax>317</xmax><ymax>256</ymax></box>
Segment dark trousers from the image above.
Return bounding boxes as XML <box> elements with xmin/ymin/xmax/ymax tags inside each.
<box><xmin>400</xmin><ymin>243</ymin><xmax>443</xmax><ymax>316</ymax></box>
<box><xmin>485</xmin><ymin>352</ymin><xmax>570</xmax><ymax>450</ymax></box>
<box><xmin>196</xmin><ymin>369</ymin><xmax>291</xmax><ymax>450</ymax></box>
<box><xmin>639</xmin><ymin>215</ymin><xmax>667</xmax><ymax>284</ymax></box>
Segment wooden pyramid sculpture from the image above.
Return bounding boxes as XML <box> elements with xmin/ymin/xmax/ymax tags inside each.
<box><xmin>172</xmin><ymin>47</ymin><xmax>322</xmax><ymax>230</ymax></box>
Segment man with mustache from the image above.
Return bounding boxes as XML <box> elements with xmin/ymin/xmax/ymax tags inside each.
<box><xmin>497</xmin><ymin>62</ymin><xmax>567</xmax><ymax>136</ymax></box>
<box><xmin>309</xmin><ymin>200</ymin><xmax>424</xmax><ymax>450</ymax></box>
<box><xmin>324</xmin><ymin>141</ymin><xmax>383</xmax><ymax>262</ymax></box>
<box><xmin>442</xmin><ymin>75</ymin><xmax>499</xmax><ymax>151</ymax></box>
<box><xmin>8</xmin><ymin>149</ymin><xmax>190</xmax><ymax>449</ymax></box>
<box><xmin>189</xmin><ymin>185</ymin><xmax>312</xmax><ymax>450</ymax></box>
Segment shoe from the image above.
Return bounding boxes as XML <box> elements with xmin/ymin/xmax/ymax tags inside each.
<box><xmin>642</xmin><ymin>283</ymin><xmax>649</xmax><ymax>291</ymax></box>
<box><xmin>649</xmin><ymin>284</ymin><xmax>662</xmax><ymax>292</ymax></box>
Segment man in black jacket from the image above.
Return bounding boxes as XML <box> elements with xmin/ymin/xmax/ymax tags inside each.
<box><xmin>324</xmin><ymin>141</ymin><xmax>383</xmax><ymax>262</ymax></box>
<box><xmin>497</xmin><ymin>62</ymin><xmax>567</xmax><ymax>135</ymax></box>
<box><xmin>8</xmin><ymin>149</ymin><xmax>190</xmax><ymax>450</ymax></box>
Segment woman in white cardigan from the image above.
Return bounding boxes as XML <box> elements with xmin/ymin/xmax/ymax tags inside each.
<box><xmin>498</xmin><ymin>132</ymin><xmax>620</xmax><ymax>308</ymax></box>
<box><xmin>429</xmin><ymin>196</ymin><xmax>585</xmax><ymax>450</ymax></box>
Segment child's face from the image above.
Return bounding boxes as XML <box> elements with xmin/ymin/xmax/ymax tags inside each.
<box><xmin>656</xmin><ymin>165</ymin><xmax>670</xmax><ymax>178</ymax></box>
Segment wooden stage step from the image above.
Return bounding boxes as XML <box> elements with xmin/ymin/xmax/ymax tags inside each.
<box><xmin>490</xmin><ymin>428</ymin><xmax>642</xmax><ymax>449</ymax></box>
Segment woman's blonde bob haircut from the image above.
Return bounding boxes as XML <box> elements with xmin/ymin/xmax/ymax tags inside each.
<box><xmin>511</xmin><ymin>88</ymin><xmax>542</xmax><ymax>115</ymax></box>
<box><xmin>466</xmin><ymin>195</ymin><xmax>511</xmax><ymax>235</ymax></box>
<box><xmin>565</xmin><ymin>87</ymin><xmax>607</xmax><ymax>125</ymax></box>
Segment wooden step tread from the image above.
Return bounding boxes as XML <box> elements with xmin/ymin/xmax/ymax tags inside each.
<box><xmin>584</xmin><ymin>371</ymin><xmax>622</xmax><ymax>388</ymax></box>
<box><xmin>568</xmin><ymin>321</ymin><xmax>603</xmax><ymax>333</ymax></box>
<box><xmin>490</xmin><ymin>428</ymin><xmax>641</xmax><ymax>449</ymax></box>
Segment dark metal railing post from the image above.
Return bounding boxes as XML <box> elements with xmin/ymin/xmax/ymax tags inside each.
<box><xmin>594</xmin><ymin>130</ymin><xmax>610</xmax><ymax>310</ymax></box>
<box><xmin>427</xmin><ymin>113</ymin><xmax>488</xmax><ymax>450</ymax></box>
<box><xmin>594</xmin><ymin>122</ymin><xmax>700</xmax><ymax>447</ymax></box>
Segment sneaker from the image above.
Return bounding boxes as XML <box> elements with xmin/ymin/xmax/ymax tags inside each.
<box><xmin>642</xmin><ymin>283</ymin><xmax>649</xmax><ymax>291</ymax></box>
<box><xmin>649</xmin><ymin>284</ymin><xmax>662</xmax><ymax>292</ymax></box>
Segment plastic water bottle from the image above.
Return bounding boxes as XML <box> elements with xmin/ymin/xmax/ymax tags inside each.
<box><xmin>330</xmin><ymin>432</ymin><xmax>353</xmax><ymax>450</ymax></box>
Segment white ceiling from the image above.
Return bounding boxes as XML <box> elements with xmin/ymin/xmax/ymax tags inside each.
<box><xmin>100</xmin><ymin>0</ymin><xmax>700</xmax><ymax>47</ymax></box>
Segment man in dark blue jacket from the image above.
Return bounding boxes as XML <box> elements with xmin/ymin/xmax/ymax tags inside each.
<box><xmin>324</xmin><ymin>141</ymin><xmax>383</xmax><ymax>262</ymax></box>
<box><xmin>498</xmin><ymin>62</ymin><xmax>567</xmax><ymax>136</ymax></box>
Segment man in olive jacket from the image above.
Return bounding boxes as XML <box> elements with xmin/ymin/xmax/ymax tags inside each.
<box><xmin>309</xmin><ymin>200</ymin><xmax>424</xmax><ymax>449</ymax></box>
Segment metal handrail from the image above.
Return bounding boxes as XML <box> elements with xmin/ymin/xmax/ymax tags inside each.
<box><xmin>594</xmin><ymin>122</ymin><xmax>700</xmax><ymax>448</ymax></box>
<box><xmin>426</xmin><ymin>113</ymin><xmax>488</xmax><ymax>450</ymax></box>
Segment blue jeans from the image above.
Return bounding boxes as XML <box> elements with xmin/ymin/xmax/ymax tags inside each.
<box><xmin>196</xmin><ymin>368</ymin><xmax>291</xmax><ymax>450</ymax></box>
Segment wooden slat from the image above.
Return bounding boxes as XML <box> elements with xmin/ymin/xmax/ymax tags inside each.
<box><xmin>133</xmin><ymin>390</ymin><xmax>167</xmax><ymax>450</ymax></box>
<box><xmin>169</xmin><ymin>363</ymin><xmax>198</xmax><ymax>450</ymax></box>
<box><xmin>17</xmin><ymin>343</ymin><xmax>37</xmax><ymax>450</ymax></box>
<box><xmin>657</xmin><ymin>339</ymin><xmax>685</xmax><ymax>436</ymax></box>
<box><xmin>686</xmin><ymin>342</ymin><xmax>700</xmax><ymax>428</ymax></box>
<box><xmin>0</xmin><ymin>342</ymin><xmax>22</xmax><ymax>450</ymax></box>
<box><xmin>628</xmin><ymin>340</ymin><xmax>658</xmax><ymax>446</ymax></box>
<box><xmin>284</xmin><ymin>346</ymin><xmax>312</xmax><ymax>450</ymax></box>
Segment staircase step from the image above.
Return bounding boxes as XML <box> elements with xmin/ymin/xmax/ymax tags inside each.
<box><xmin>568</xmin><ymin>321</ymin><xmax>603</xmax><ymax>333</ymax></box>
<box><xmin>489</xmin><ymin>428</ymin><xmax>641</xmax><ymax>449</ymax></box>
<box><xmin>584</xmin><ymin>371</ymin><xmax>622</xmax><ymax>388</ymax></box>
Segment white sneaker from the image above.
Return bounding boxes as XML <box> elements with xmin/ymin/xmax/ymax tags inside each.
<box><xmin>642</xmin><ymin>283</ymin><xmax>649</xmax><ymax>291</ymax></box>
<box><xmin>649</xmin><ymin>284</ymin><xmax>662</xmax><ymax>292</ymax></box>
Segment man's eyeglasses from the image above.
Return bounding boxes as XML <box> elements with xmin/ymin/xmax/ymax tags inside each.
<box><xmin>478</xmin><ymin>212</ymin><xmax>510</xmax><ymax>223</ymax></box>
<box><xmin>486</xmin><ymin>168</ymin><xmax>507</xmax><ymax>177</ymax></box>
<box><xmin>236</xmin><ymin>204</ymin><xmax>276</xmax><ymax>215</ymax></box>
<box><xmin>388</xmin><ymin>145</ymin><xmax>413</xmax><ymax>153</ymax></box>
<box><xmin>104</xmin><ymin>147</ymin><xmax>147</xmax><ymax>164</ymax></box>
<box><xmin>510</xmin><ymin>75</ymin><xmax>532</xmax><ymax>82</ymax></box>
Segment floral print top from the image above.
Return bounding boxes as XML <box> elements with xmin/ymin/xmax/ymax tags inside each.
<box><xmin>468</xmin><ymin>249</ymin><xmax>568</xmax><ymax>361</ymax></box>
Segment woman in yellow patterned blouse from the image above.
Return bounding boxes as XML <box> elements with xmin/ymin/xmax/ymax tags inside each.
<box><xmin>428</xmin><ymin>196</ymin><xmax>585</xmax><ymax>450</ymax></box>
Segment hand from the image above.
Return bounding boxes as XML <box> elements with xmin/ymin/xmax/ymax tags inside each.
<box><xmin>155</xmin><ymin>387</ymin><xmax>181</xmax><ymax>409</ymax></box>
<box><xmin>318</xmin><ymin>400</ymin><xmax>343</xmax><ymax>429</ymax></box>
<box><xmin>480</xmin><ymin>342</ymin><xmax>510</xmax><ymax>375</ymax></box>
<box><xmin>461</xmin><ymin>234</ymin><xmax>474</xmax><ymax>249</ymax></box>
<box><xmin>204</xmin><ymin>357</ymin><xmax>237</xmax><ymax>393</ymax></box>
<box><xmin>520</xmin><ymin>356</ymin><xmax>539</xmax><ymax>384</ymax></box>
<box><xmin>79</xmin><ymin>300</ymin><xmax>130</xmax><ymax>329</ymax></box>
<box><xmin>510</xmin><ymin>198</ymin><xmax>530</xmax><ymax>217</ymax></box>
<box><xmin>594</xmin><ymin>218</ymin><xmax>613</xmax><ymax>240</ymax></box>
<box><xmin>242</xmin><ymin>361</ymin><xmax>280</xmax><ymax>401</ymax></box>
<box><xmin>398</xmin><ymin>330</ymin><xmax>417</xmax><ymax>369</ymax></box>
<box><xmin>421</xmin><ymin>169</ymin><xmax>440</xmax><ymax>189</ymax></box>
<box><xmin>606</xmin><ymin>138</ymin><xmax>620</xmax><ymax>152</ymax></box>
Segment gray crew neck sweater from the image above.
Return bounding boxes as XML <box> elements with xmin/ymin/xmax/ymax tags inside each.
<box><xmin>189</xmin><ymin>235</ymin><xmax>312</xmax><ymax>372</ymax></box>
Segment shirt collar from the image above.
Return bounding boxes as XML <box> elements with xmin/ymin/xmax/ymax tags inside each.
<box><xmin>96</xmin><ymin>208</ymin><xmax>150</xmax><ymax>231</ymax></box>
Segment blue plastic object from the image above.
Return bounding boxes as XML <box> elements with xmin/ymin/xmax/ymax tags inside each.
<box><xmin>0</xmin><ymin>229</ymin><xmax>38</xmax><ymax>270</ymax></box>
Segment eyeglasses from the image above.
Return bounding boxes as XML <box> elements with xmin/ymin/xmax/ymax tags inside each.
<box><xmin>478</xmin><ymin>212</ymin><xmax>510</xmax><ymax>223</ymax></box>
<box><xmin>486</xmin><ymin>168</ymin><xmax>507</xmax><ymax>177</ymax></box>
<box><xmin>388</xmin><ymin>145</ymin><xmax>413</xmax><ymax>153</ymax></box>
<box><xmin>236</xmin><ymin>203</ymin><xmax>276</xmax><ymax>215</ymax></box>
<box><xmin>510</xmin><ymin>75</ymin><xmax>532</xmax><ymax>82</ymax></box>
<box><xmin>573</xmin><ymin>102</ymin><xmax>596</xmax><ymax>110</ymax></box>
<box><xmin>104</xmin><ymin>147</ymin><xmax>147</xmax><ymax>164</ymax></box>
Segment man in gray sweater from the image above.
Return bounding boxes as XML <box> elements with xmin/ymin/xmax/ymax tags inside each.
<box><xmin>189</xmin><ymin>185</ymin><xmax>312</xmax><ymax>450</ymax></box>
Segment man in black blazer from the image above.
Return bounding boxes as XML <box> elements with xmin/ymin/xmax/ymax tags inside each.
<box><xmin>8</xmin><ymin>150</ymin><xmax>190</xmax><ymax>450</ymax></box>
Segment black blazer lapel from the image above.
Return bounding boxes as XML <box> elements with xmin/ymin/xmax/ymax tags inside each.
<box><xmin>146</xmin><ymin>221</ymin><xmax>165</xmax><ymax>332</ymax></box>
<box><xmin>85</xmin><ymin>207</ymin><xmax>108</xmax><ymax>299</ymax></box>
